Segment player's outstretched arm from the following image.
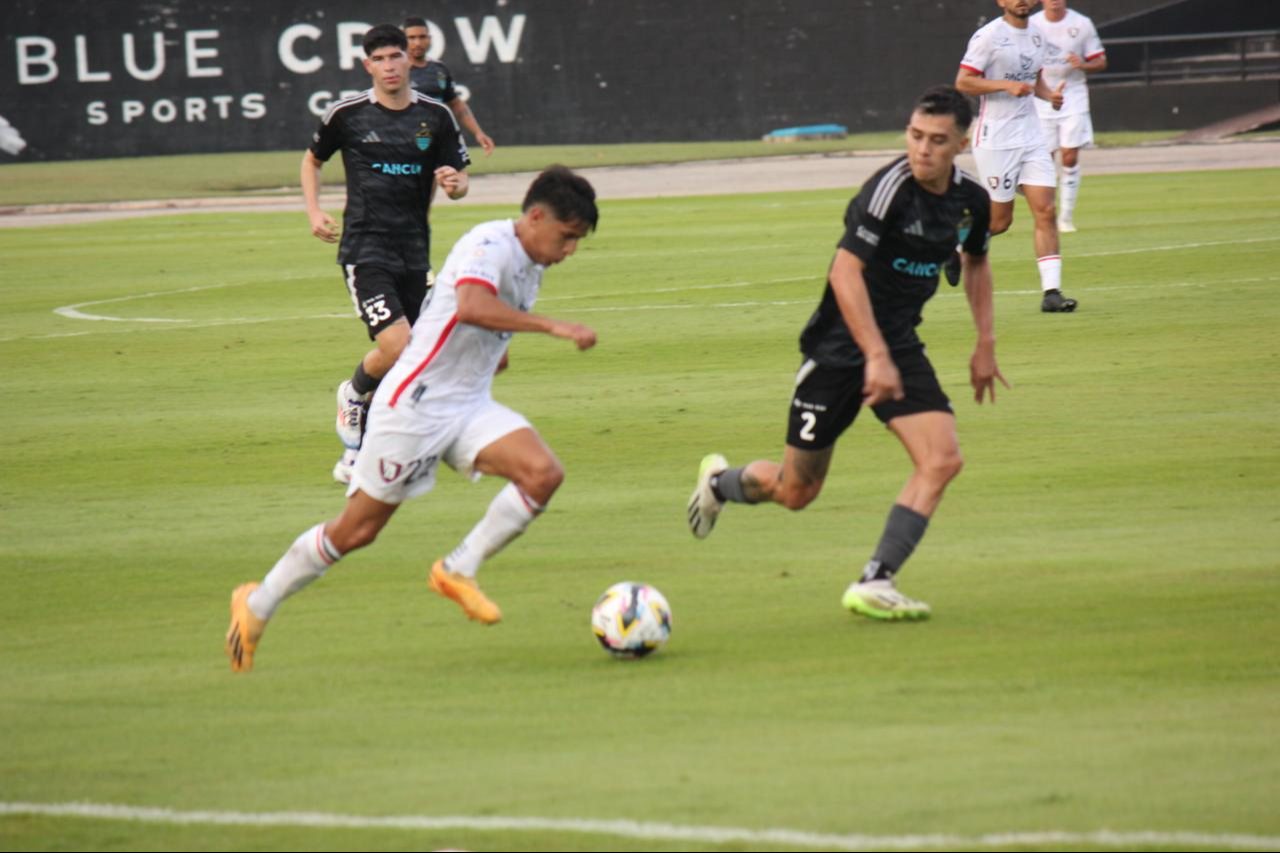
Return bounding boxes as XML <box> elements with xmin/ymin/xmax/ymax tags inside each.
<box><xmin>300</xmin><ymin>150</ymin><xmax>339</xmax><ymax>243</ymax></box>
<box><xmin>456</xmin><ymin>282</ymin><xmax>596</xmax><ymax>350</ymax></box>
<box><xmin>960</xmin><ymin>252</ymin><xmax>1010</xmax><ymax>404</ymax></box>
<box><xmin>828</xmin><ymin>249</ymin><xmax>902</xmax><ymax>406</ymax></box>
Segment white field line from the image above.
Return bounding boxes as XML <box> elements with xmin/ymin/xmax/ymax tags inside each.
<box><xmin>17</xmin><ymin>235</ymin><xmax>1278</xmax><ymax>344</ymax></box>
<box><xmin>0</xmin><ymin>802</ymin><xmax>1276</xmax><ymax>852</ymax></box>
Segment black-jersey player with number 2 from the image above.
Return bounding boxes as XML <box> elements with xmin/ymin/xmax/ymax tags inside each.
<box><xmin>301</xmin><ymin>24</ymin><xmax>471</xmax><ymax>484</ymax></box>
<box><xmin>687</xmin><ymin>86</ymin><xmax>1009</xmax><ymax>620</ymax></box>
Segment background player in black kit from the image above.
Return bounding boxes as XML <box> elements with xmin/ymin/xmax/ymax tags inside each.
<box><xmin>403</xmin><ymin>16</ymin><xmax>495</xmax><ymax>156</ymax></box>
<box><xmin>301</xmin><ymin>24</ymin><xmax>471</xmax><ymax>484</ymax></box>
<box><xmin>687</xmin><ymin>86</ymin><xmax>1009</xmax><ymax>620</ymax></box>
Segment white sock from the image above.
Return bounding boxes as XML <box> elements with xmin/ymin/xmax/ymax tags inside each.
<box><xmin>248</xmin><ymin>524</ymin><xmax>342</xmax><ymax>620</ymax></box>
<box><xmin>1037</xmin><ymin>255</ymin><xmax>1063</xmax><ymax>293</ymax></box>
<box><xmin>444</xmin><ymin>483</ymin><xmax>542</xmax><ymax>578</ymax></box>
<box><xmin>1060</xmin><ymin>165</ymin><xmax>1081</xmax><ymax>222</ymax></box>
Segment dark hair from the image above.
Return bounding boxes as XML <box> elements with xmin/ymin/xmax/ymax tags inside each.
<box><xmin>402</xmin><ymin>16</ymin><xmax>428</xmax><ymax>30</ymax></box>
<box><xmin>914</xmin><ymin>85</ymin><xmax>974</xmax><ymax>131</ymax></box>
<box><xmin>363</xmin><ymin>24</ymin><xmax>408</xmax><ymax>56</ymax></box>
<box><xmin>522</xmin><ymin>165</ymin><xmax>599</xmax><ymax>232</ymax></box>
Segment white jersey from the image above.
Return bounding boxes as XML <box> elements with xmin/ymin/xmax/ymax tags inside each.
<box><xmin>960</xmin><ymin>17</ymin><xmax>1049</xmax><ymax>150</ymax></box>
<box><xmin>380</xmin><ymin>219</ymin><xmax>542</xmax><ymax>412</ymax></box>
<box><xmin>1031</xmin><ymin>9</ymin><xmax>1104</xmax><ymax>117</ymax></box>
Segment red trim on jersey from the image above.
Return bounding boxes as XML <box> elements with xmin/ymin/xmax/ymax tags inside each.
<box><xmin>389</xmin><ymin>314</ymin><xmax>459</xmax><ymax>407</ymax></box>
<box><xmin>1085</xmin><ymin>50</ymin><xmax>1106</xmax><ymax>61</ymax></box>
<box><xmin>455</xmin><ymin>276</ymin><xmax>498</xmax><ymax>295</ymax></box>
<box><xmin>959</xmin><ymin>64</ymin><xmax>984</xmax><ymax>76</ymax></box>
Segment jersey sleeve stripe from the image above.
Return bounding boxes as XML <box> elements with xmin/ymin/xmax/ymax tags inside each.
<box><xmin>867</xmin><ymin>160</ymin><xmax>910</xmax><ymax>218</ymax></box>
<box><xmin>389</xmin><ymin>314</ymin><xmax>460</xmax><ymax>408</ymax></box>
<box><xmin>1085</xmin><ymin>50</ymin><xmax>1106</xmax><ymax>60</ymax></box>
<box><xmin>959</xmin><ymin>63</ymin><xmax>984</xmax><ymax>75</ymax></box>
<box><xmin>321</xmin><ymin>89</ymin><xmax>374</xmax><ymax>125</ymax></box>
<box><xmin>412</xmin><ymin>91</ymin><xmax>464</xmax><ymax>133</ymax></box>
<box><xmin>869</xmin><ymin>163</ymin><xmax>912</xmax><ymax>221</ymax></box>
<box><xmin>455</xmin><ymin>277</ymin><xmax>498</xmax><ymax>294</ymax></box>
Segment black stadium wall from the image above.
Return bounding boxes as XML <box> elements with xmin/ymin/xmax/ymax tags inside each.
<box><xmin>2</xmin><ymin>0</ymin><xmax>1175</xmax><ymax>161</ymax></box>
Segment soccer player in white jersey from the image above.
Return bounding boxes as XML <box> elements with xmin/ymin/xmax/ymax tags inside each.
<box><xmin>225</xmin><ymin>166</ymin><xmax>599</xmax><ymax>673</ymax></box>
<box><xmin>957</xmin><ymin>0</ymin><xmax>1079</xmax><ymax>313</ymax></box>
<box><xmin>1032</xmin><ymin>0</ymin><xmax>1106</xmax><ymax>233</ymax></box>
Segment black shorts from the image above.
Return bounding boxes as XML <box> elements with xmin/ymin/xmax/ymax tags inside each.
<box><xmin>786</xmin><ymin>347</ymin><xmax>952</xmax><ymax>450</ymax></box>
<box><xmin>342</xmin><ymin>265</ymin><xmax>433</xmax><ymax>340</ymax></box>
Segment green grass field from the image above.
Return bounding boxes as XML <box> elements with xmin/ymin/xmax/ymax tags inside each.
<box><xmin>0</xmin><ymin>131</ymin><xmax>1180</xmax><ymax>207</ymax></box>
<box><xmin>1</xmin><ymin>167</ymin><xmax>1278</xmax><ymax>852</ymax></box>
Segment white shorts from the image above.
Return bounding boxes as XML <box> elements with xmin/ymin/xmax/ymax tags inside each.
<box><xmin>348</xmin><ymin>397</ymin><xmax>531</xmax><ymax>504</ymax></box>
<box><xmin>972</xmin><ymin>144</ymin><xmax>1057</xmax><ymax>203</ymax></box>
<box><xmin>1040</xmin><ymin>112</ymin><xmax>1095</xmax><ymax>152</ymax></box>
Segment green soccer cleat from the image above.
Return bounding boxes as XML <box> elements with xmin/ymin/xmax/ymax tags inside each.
<box><xmin>842</xmin><ymin>579</ymin><xmax>931</xmax><ymax>621</ymax></box>
<box><xmin>687</xmin><ymin>453</ymin><xmax>728</xmax><ymax>539</ymax></box>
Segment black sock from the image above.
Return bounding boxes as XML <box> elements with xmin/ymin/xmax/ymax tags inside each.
<box><xmin>709</xmin><ymin>467</ymin><xmax>756</xmax><ymax>504</ymax></box>
<box><xmin>351</xmin><ymin>361</ymin><xmax>380</xmax><ymax>397</ymax></box>
<box><xmin>863</xmin><ymin>504</ymin><xmax>930</xmax><ymax>582</ymax></box>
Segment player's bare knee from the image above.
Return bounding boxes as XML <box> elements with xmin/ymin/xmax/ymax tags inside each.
<box><xmin>922</xmin><ymin>451</ymin><xmax>964</xmax><ymax>486</ymax></box>
<box><xmin>520</xmin><ymin>456</ymin><xmax>564</xmax><ymax>503</ymax></box>
<box><xmin>779</xmin><ymin>481</ymin><xmax>822</xmax><ymax>511</ymax></box>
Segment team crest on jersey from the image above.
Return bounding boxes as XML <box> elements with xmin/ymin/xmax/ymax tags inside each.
<box><xmin>1069</xmin><ymin>27</ymin><xmax>1080</xmax><ymax>37</ymax></box>
<box><xmin>416</xmin><ymin>122</ymin><xmax>433</xmax><ymax>151</ymax></box>
<box><xmin>379</xmin><ymin>459</ymin><xmax>403</xmax><ymax>482</ymax></box>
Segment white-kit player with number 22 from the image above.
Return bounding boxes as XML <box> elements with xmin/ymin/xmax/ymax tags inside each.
<box><xmin>225</xmin><ymin>166</ymin><xmax>600</xmax><ymax>673</ymax></box>
<box><xmin>957</xmin><ymin>0</ymin><xmax>1078</xmax><ymax>313</ymax></box>
<box><xmin>1032</xmin><ymin>0</ymin><xmax>1106</xmax><ymax>233</ymax></box>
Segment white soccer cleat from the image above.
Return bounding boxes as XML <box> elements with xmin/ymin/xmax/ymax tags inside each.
<box><xmin>1057</xmin><ymin>217</ymin><xmax>1077</xmax><ymax>234</ymax></box>
<box><xmin>333</xmin><ymin>448</ymin><xmax>358</xmax><ymax>485</ymax></box>
<box><xmin>842</xmin><ymin>578</ymin><xmax>931</xmax><ymax>621</ymax></box>
<box><xmin>687</xmin><ymin>453</ymin><xmax>728</xmax><ymax>539</ymax></box>
<box><xmin>335</xmin><ymin>380</ymin><xmax>369</xmax><ymax>450</ymax></box>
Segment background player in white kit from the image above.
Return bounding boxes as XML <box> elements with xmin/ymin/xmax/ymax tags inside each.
<box><xmin>957</xmin><ymin>0</ymin><xmax>1078</xmax><ymax>313</ymax></box>
<box><xmin>226</xmin><ymin>167</ymin><xmax>599</xmax><ymax>673</ymax></box>
<box><xmin>1032</xmin><ymin>0</ymin><xmax>1106</xmax><ymax>233</ymax></box>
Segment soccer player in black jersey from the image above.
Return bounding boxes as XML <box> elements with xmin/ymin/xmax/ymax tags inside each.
<box><xmin>403</xmin><ymin>17</ymin><xmax>495</xmax><ymax>156</ymax></box>
<box><xmin>687</xmin><ymin>86</ymin><xmax>1009</xmax><ymax>620</ymax></box>
<box><xmin>301</xmin><ymin>24</ymin><xmax>471</xmax><ymax>484</ymax></box>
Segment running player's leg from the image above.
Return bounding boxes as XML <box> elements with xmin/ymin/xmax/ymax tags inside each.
<box><xmin>429</xmin><ymin>409</ymin><xmax>558</xmax><ymax>623</ymax></box>
<box><xmin>226</xmin><ymin>490</ymin><xmax>399</xmax><ymax>672</ymax></box>
<box><xmin>843</xmin><ymin>412</ymin><xmax>960</xmax><ymax>620</ymax></box>
<box><xmin>1017</xmin><ymin>146</ymin><xmax>1076</xmax><ymax>312</ymax></box>
<box><xmin>688</xmin><ymin>360</ymin><xmax>857</xmax><ymax>537</ymax></box>
<box><xmin>1057</xmin><ymin>146</ymin><xmax>1081</xmax><ymax>231</ymax></box>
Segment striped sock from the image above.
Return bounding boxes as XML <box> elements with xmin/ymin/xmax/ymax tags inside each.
<box><xmin>445</xmin><ymin>483</ymin><xmax>543</xmax><ymax>578</ymax></box>
<box><xmin>248</xmin><ymin>524</ymin><xmax>341</xmax><ymax>620</ymax></box>
<box><xmin>1037</xmin><ymin>255</ymin><xmax>1063</xmax><ymax>293</ymax></box>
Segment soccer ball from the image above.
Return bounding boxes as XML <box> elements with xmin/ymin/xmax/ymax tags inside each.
<box><xmin>591</xmin><ymin>582</ymin><xmax>672</xmax><ymax>658</ymax></box>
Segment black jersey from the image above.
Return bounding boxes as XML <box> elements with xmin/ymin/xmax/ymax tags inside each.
<box><xmin>309</xmin><ymin>89</ymin><xmax>470</xmax><ymax>270</ymax></box>
<box><xmin>799</xmin><ymin>156</ymin><xmax>992</xmax><ymax>367</ymax></box>
<box><xmin>409</xmin><ymin>60</ymin><xmax>458</xmax><ymax>104</ymax></box>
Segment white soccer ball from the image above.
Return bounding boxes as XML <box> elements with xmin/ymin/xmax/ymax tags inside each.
<box><xmin>591</xmin><ymin>582</ymin><xmax>672</xmax><ymax>658</ymax></box>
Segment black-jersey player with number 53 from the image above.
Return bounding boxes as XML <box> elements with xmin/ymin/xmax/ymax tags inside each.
<box><xmin>301</xmin><ymin>24</ymin><xmax>471</xmax><ymax>485</ymax></box>
<box><xmin>687</xmin><ymin>86</ymin><xmax>1009</xmax><ymax>620</ymax></box>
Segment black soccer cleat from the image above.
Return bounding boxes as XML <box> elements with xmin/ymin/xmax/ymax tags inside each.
<box><xmin>1041</xmin><ymin>289</ymin><xmax>1078</xmax><ymax>313</ymax></box>
<box><xmin>943</xmin><ymin>250</ymin><xmax>962</xmax><ymax>287</ymax></box>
